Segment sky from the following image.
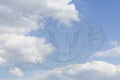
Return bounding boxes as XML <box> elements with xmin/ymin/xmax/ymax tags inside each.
<box><xmin>0</xmin><ymin>0</ymin><xmax>120</xmax><ymax>80</ymax></box>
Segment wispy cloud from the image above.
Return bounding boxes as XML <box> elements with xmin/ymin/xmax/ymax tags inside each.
<box><xmin>93</xmin><ymin>40</ymin><xmax>120</xmax><ymax>57</ymax></box>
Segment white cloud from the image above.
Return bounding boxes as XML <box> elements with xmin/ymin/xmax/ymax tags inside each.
<box><xmin>93</xmin><ymin>41</ymin><xmax>120</xmax><ymax>57</ymax></box>
<box><xmin>93</xmin><ymin>46</ymin><xmax>120</xmax><ymax>57</ymax></box>
<box><xmin>0</xmin><ymin>34</ymin><xmax>54</xmax><ymax>64</ymax></box>
<box><xmin>21</xmin><ymin>61</ymin><xmax>120</xmax><ymax>80</ymax></box>
<box><xmin>0</xmin><ymin>57</ymin><xmax>7</xmax><ymax>65</ymax></box>
<box><xmin>9</xmin><ymin>67</ymin><xmax>24</xmax><ymax>77</ymax></box>
<box><xmin>0</xmin><ymin>3</ymin><xmax>39</xmax><ymax>35</ymax></box>
<box><xmin>0</xmin><ymin>0</ymin><xmax>79</xmax><ymax>34</ymax></box>
<box><xmin>0</xmin><ymin>0</ymin><xmax>82</xmax><ymax>79</ymax></box>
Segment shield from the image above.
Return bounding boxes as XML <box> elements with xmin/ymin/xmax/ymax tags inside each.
<box><xmin>36</xmin><ymin>18</ymin><xmax>104</xmax><ymax>64</ymax></box>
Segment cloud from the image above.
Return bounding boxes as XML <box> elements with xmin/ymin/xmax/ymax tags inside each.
<box><xmin>0</xmin><ymin>57</ymin><xmax>7</xmax><ymax>65</ymax></box>
<box><xmin>9</xmin><ymin>67</ymin><xmax>24</xmax><ymax>77</ymax></box>
<box><xmin>110</xmin><ymin>40</ymin><xmax>119</xmax><ymax>47</ymax></box>
<box><xmin>21</xmin><ymin>61</ymin><xmax>120</xmax><ymax>80</ymax></box>
<box><xmin>93</xmin><ymin>40</ymin><xmax>120</xmax><ymax>57</ymax></box>
<box><xmin>0</xmin><ymin>34</ymin><xmax>54</xmax><ymax>64</ymax></box>
<box><xmin>0</xmin><ymin>3</ymin><xmax>39</xmax><ymax>35</ymax></box>
<box><xmin>0</xmin><ymin>0</ymin><xmax>79</xmax><ymax>34</ymax></box>
<box><xmin>0</xmin><ymin>0</ymin><xmax>79</xmax><ymax>76</ymax></box>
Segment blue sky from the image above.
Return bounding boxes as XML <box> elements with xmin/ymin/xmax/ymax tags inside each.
<box><xmin>0</xmin><ymin>0</ymin><xmax>120</xmax><ymax>80</ymax></box>
<box><xmin>74</xmin><ymin>0</ymin><xmax>120</xmax><ymax>42</ymax></box>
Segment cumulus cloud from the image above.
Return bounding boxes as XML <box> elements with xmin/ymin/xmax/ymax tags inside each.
<box><xmin>21</xmin><ymin>61</ymin><xmax>120</xmax><ymax>80</ymax></box>
<box><xmin>0</xmin><ymin>34</ymin><xmax>54</xmax><ymax>64</ymax></box>
<box><xmin>0</xmin><ymin>0</ymin><xmax>79</xmax><ymax>34</ymax></box>
<box><xmin>9</xmin><ymin>67</ymin><xmax>24</xmax><ymax>77</ymax></box>
<box><xmin>0</xmin><ymin>0</ymin><xmax>79</xmax><ymax>64</ymax></box>
<box><xmin>0</xmin><ymin>0</ymin><xmax>81</xmax><ymax>79</ymax></box>
<box><xmin>0</xmin><ymin>3</ymin><xmax>39</xmax><ymax>34</ymax></box>
<box><xmin>93</xmin><ymin>40</ymin><xmax>120</xmax><ymax>57</ymax></box>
